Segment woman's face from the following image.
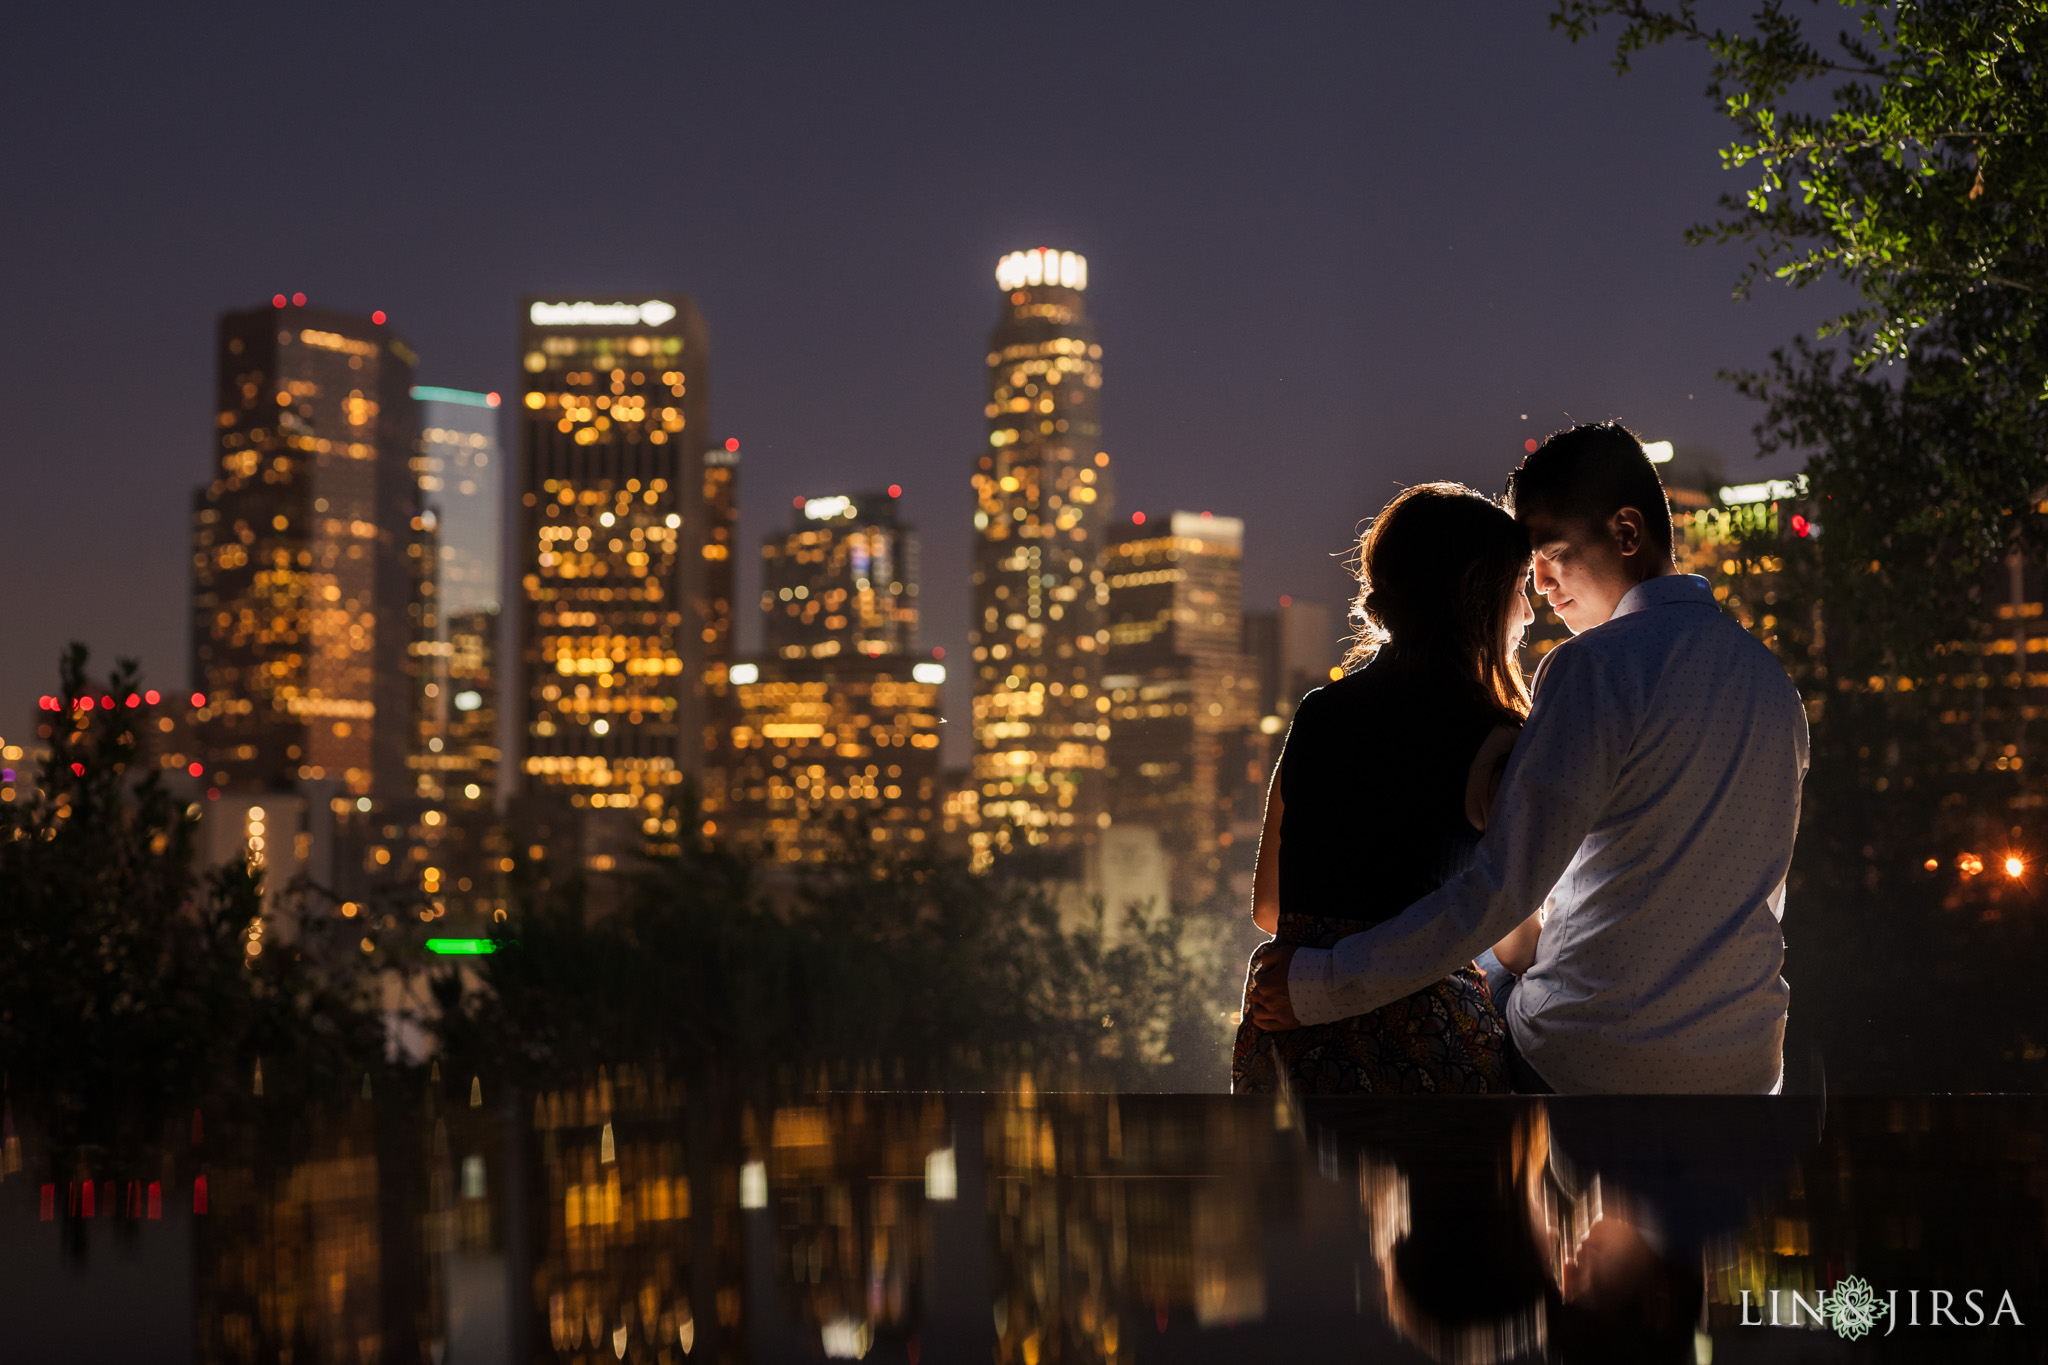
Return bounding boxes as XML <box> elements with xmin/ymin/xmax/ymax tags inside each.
<box><xmin>1504</xmin><ymin>571</ymin><xmax>1537</xmax><ymax>657</ymax></box>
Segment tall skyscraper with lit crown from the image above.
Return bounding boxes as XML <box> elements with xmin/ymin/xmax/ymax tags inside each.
<box><xmin>969</xmin><ymin>249</ymin><xmax>1115</xmax><ymax>861</ymax></box>
<box><xmin>513</xmin><ymin>296</ymin><xmax>716</xmax><ymax>856</ymax></box>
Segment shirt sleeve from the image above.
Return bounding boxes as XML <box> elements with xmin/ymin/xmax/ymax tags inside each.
<box><xmin>1286</xmin><ymin>640</ymin><xmax>1630</xmax><ymax>1026</ymax></box>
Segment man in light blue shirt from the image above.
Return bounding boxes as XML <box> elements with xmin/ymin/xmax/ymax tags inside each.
<box><xmin>1247</xmin><ymin>423</ymin><xmax>1808</xmax><ymax>1093</ymax></box>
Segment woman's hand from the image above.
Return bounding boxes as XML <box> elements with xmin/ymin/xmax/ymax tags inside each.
<box><xmin>1245</xmin><ymin>942</ymin><xmax>1301</xmax><ymax>1031</ymax></box>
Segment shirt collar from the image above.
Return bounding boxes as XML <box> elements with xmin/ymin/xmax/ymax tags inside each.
<box><xmin>1609</xmin><ymin>573</ymin><xmax>1712</xmax><ymax>621</ymax></box>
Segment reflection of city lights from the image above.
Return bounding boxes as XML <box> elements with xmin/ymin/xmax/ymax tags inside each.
<box><xmin>925</xmin><ymin>1147</ymin><xmax>957</xmax><ymax>1201</ymax></box>
<box><xmin>1959</xmin><ymin>852</ymin><xmax>1985</xmax><ymax>877</ymax></box>
<box><xmin>822</xmin><ymin>1318</ymin><xmax>873</xmax><ymax>1358</ymax></box>
<box><xmin>740</xmin><ymin>1160</ymin><xmax>768</xmax><ymax>1209</ymax></box>
<box><xmin>1924</xmin><ymin>858</ymin><xmax>1939</xmax><ymax>871</ymax></box>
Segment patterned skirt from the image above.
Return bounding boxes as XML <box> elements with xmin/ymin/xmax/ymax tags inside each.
<box><xmin>1231</xmin><ymin>914</ymin><xmax>1508</xmax><ymax>1094</ymax></box>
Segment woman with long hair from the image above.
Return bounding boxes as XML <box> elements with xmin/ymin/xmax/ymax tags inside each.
<box><xmin>1233</xmin><ymin>482</ymin><xmax>1540</xmax><ymax>1093</ymax></box>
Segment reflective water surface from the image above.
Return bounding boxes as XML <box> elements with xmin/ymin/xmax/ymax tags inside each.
<box><xmin>3</xmin><ymin>1085</ymin><xmax>2042</xmax><ymax>1363</ymax></box>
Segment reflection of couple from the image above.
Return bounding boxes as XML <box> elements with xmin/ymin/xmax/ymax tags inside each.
<box><xmin>1340</xmin><ymin>1098</ymin><xmax>1821</xmax><ymax>1363</ymax></box>
<box><xmin>1237</xmin><ymin>422</ymin><xmax>1807</xmax><ymax>1095</ymax></box>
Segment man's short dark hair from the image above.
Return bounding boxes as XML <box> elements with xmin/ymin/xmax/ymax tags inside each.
<box><xmin>1505</xmin><ymin>421</ymin><xmax>1673</xmax><ymax>556</ymax></box>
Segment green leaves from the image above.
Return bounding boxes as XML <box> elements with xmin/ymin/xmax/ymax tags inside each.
<box><xmin>1556</xmin><ymin>0</ymin><xmax>2048</xmax><ymax>677</ymax></box>
<box><xmin>1558</xmin><ymin>0</ymin><xmax>2048</xmax><ymax>369</ymax></box>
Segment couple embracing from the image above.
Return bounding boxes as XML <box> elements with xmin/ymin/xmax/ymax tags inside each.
<box><xmin>1236</xmin><ymin>422</ymin><xmax>1807</xmax><ymax>1096</ymax></box>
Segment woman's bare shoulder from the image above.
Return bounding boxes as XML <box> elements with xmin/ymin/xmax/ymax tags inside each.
<box><xmin>1463</xmin><ymin>722</ymin><xmax>1521</xmax><ymax>831</ymax></box>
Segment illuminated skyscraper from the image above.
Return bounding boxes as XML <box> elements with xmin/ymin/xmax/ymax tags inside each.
<box><xmin>725</xmin><ymin>487</ymin><xmax>941</xmax><ymax>860</ymax></box>
<box><xmin>761</xmin><ymin>490</ymin><xmax>918</xmax><ymax>660</ymax></box>
<box><xmin>1101</xmin><ymin>512</ymin><xmax>1259</xmax><ymax>904</ymax></box>
<box><xmin>702</xmin><ymin>436</ymin><xmax>739</xmax><ymax>682</ymax></box>
<box><xmin>514</xmin><ymin>296</ymin><xmax>712</xmax><ymax>851</ymax></box>
<box><xmin>970</xmin><ymin>248</ymin><xmax>1114</xmax><ymax>860</ymax></box>
<box><xmin>415</xmin><ymin>386</ymin><xmax>504</xmax><ymax>619</ymax></box>
<box><xmin>191</xmin><ymin>299</ymin><xmax>426</xmax><ymax>801</ymax></box>
<box><xmin>720</xmin><ymin>656</ymin><xmax>946</xmax><ymax>862</ymax></box>
<box><xmin>410</xmin><ymin>386</ymin><xmax>505</xmax><ymax>810</ymax></box>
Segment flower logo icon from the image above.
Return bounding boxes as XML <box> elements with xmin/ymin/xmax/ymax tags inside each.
<box><xmin>1829</xmin><ymin>1275</ymin><xmax>1881</xmax><ymax>1340</ymax></box>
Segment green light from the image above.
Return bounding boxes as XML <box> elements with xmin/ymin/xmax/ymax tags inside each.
<box><xmin>425</xmin><ymin>938</ymin><xmax>499</xmax><ymax>955</ymax></box>
<box><xmin>410</xmin><ymin>386</ymin><xmax>498</xmax><ymax>409</ymax></box>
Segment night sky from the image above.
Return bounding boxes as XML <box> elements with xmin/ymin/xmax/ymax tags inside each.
<box><xmin>2</xmin><ymin>4</ymin><xmax>1824</xmax><ymax>751</ymax></box>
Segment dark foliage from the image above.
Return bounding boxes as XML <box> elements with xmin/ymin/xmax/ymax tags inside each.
<box><xmin>0</xmin><ymin>647</ymin><xmax>386</xmax><ymax>1147</ymax></box>
<box><xmin>437</xmin><ymin>823</ymin><xmax>1238</xmax><ymax>1098</ymax></box>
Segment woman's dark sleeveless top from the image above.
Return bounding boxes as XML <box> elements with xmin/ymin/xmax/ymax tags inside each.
<box><xmin>1278</xmin><ymin>656</ymin><xmax>1502</xmax><ymax>928</ymax></box>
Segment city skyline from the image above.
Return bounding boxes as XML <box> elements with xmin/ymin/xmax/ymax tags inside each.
<box><xmin>0</xmin><ymin>6</ymin><xmax>1821</xmax><ymax>751</ymax></box>
<box><xmin>11</xmin><ymin>265</ymin><xmax>1792</xmax><ymax>915</ymax></box>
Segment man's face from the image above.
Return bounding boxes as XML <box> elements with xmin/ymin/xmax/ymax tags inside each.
<box><xmin>1520</xmin><ymin>507</ymin><xmax>1639</xmax><ymax>635</ymax></box>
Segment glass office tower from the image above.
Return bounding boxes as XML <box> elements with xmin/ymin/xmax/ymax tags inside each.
<box><xmin>191</xmin><ymin>300</ymin><xmax>425</xmax><ymax>802</ymax></box>
<box><xmin>514</xmin><ymin>296</ymin><xmax>713</xmax><ymax>854</ymax></box>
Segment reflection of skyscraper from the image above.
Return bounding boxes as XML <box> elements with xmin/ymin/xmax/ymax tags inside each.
<box><xmin>529</xmin><ymin>1067</ymin><xmax>745</xmax><ymax>1360</ymax></box>
<box><xmin>983</xmin><ymin>1087</ymin><xmax>1280</xmax><ymax>1363</ymax></box>
<box><xmin>970</xmin><ymin>249</ymin><xmax>1115</xmax><ymax>862</ymax></box>
<box><xmin>514</xmin><ymin>296</ymin><xmax>711</xmax><ymax>855</ymax></box>
<box><xmin>758</xmin><ymin>1096</ymin><xmax>948</xmax><ymax>1356</ymax></box>
<box><xmin>762</xmin><ymin>491</ymin><xmax>918</xmax><ymax>660</ymax></box>
<box><xmin>191</xmin><ymin>300</ymin><xmax>425</xmax><ymax>802</ymax></box>
<box><xmin>1101</xmin><ymin>512</ymin><xmax>1259</xmax><ymax>904</ymax></box>
<box><xmin>196</xmin><ymin>1104</ymin><xmax>399</xmax><ymax>1361</ymax></box>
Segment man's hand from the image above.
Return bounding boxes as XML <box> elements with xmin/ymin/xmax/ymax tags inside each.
<box><xmin>1245</xmin><ymin>941</ymin><xmax>1301</xmax><ymax>1031</ymax></box>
